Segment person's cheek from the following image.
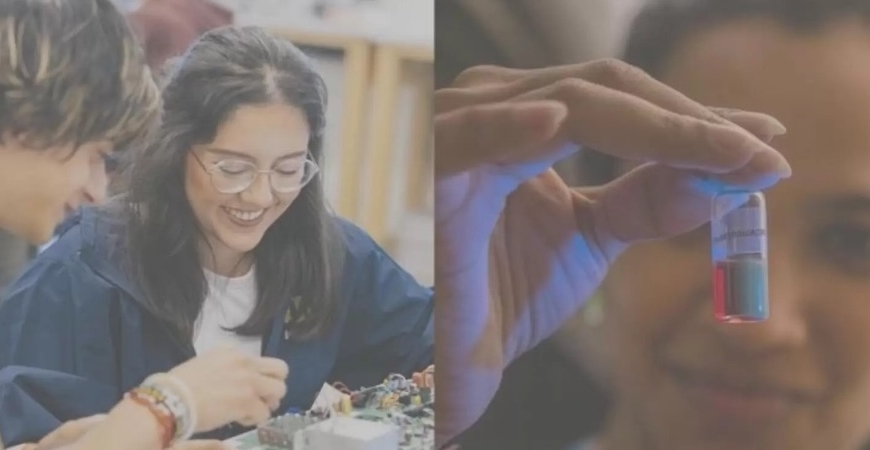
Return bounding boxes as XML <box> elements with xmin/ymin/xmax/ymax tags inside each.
<box><xmin>601</xmin><ymin>243</ymin><xmax>709</xmax><ymax>393</ymax></box>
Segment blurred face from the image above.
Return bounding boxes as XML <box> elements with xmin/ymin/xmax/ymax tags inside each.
<box><xmin>185</xmin><ymin>103</ymin><xmax>313</xmax><ymax>271</ymax></box>
<box><xmin>0</xmin><ymin>137</ymin><xmax>111</xmax><ymax>244</ymax></box>
<box><xmin>597</xmin><ymin>19</ymin><xmax>870</xmax><ymax>450</ymax></box>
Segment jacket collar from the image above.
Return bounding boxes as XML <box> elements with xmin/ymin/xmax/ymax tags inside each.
<box><xmin>73</xmin><ymin>207</ymin><xmax>148</xmax><ymax>303</ymax></box>
<box><xmin>70</xmin><ymin>207</ymin><xmax>290</xmax><ymax>357</ymax></box>
<box><xmin>66</xmin><ymin>207</ymin><xmax>342</xmax><ymax>413</ymax></box>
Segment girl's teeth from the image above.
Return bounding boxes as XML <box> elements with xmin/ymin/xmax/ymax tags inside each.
<box><xmin>226</xmin><ymin>208</ymin><xmax>264</xmax><ymax>221</ymax></box>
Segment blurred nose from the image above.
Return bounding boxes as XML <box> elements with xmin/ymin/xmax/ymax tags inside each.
<box><xmin>711</xmin><ymin>242</ymin><xmax>809</xmax><ymax>355</ymax></box>
<box><xmin>83</xmin><ymin>164</ymin><xmax>109</xmax><ymax>205</ymax></box>
<box><xmin>240</xmin><ymin>172</ymin><xmax>274</xmax><ymax>207</ymax></box>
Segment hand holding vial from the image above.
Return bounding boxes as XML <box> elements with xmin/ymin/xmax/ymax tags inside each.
<box><xmin>434</xmin><ymin>60</ymin><xmax>792</xmax><ymax>445</ymax></box>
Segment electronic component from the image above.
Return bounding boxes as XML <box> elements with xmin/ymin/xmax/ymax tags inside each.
<box><xmin>230</xmin><ymin>370</ymin><xmax>435</xmax><ymax>450</ymax></box>
<box><xmin>295</xmin><ymin>416</ymin><xmax>400</xmax><ymax>450</ymax></box>
<box><xmin>711</xmin><ymin>191</ymin><xmax>769</xmax><ymax>322</ymax></box>
<box><xmin>257</xmin><ymin>413</ymin><xmax>327</xmax><ymax>448</ymax></box>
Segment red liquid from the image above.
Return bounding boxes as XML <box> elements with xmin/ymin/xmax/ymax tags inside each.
<box><xmin>713</xmin><ymin>259</ymin><xmax>769</xmax><ymax>323</ymax></box>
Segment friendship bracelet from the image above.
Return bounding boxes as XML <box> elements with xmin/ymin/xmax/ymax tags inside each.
<box><xmin>141</xmin><ymin>373</ymin><xmax>197</xmax><ymax>443</ymax></box>
<box><xmin>125</xmin><ymin>387</ymin><xmax>176</xmax><ymax>448</ymax></box>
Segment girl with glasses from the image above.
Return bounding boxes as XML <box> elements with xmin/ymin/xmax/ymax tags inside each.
<box><xmin>0</xmin><ymin>25</ymin><xmax>433</xmax><ymax>447</ymax></box>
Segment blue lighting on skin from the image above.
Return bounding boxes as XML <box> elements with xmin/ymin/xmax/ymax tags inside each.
<box><xmin>688</xmin><ymin>172</ymin><xmax>784</xmax><ymax>196</ymax></box>
<box><xmin>493</xmin><ymin>150</ymin><xmax>786</xmax><ymax>358</ymax></box>
<box><xmin>499</xmin><ymin>217</ymin><xmax>609</xmax><ymax>362</ymax></box>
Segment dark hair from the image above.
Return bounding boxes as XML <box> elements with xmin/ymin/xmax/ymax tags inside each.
<box><xmin>0</xmin><ymin>0</ymin><xmax>160</xmax><ymax>154</ymax></box>
<box><xmin>578</xmin><ymin>0</ymin><xmax>870</xmax><ymax>185</ymax></box>
<box><xmin>118</xmin><ymin>26</ymin><xmax>344</xmax><ymax>342</ymax></box>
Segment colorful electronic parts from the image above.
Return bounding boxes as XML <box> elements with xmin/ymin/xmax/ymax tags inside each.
<box><xmin>251</xmin><ymin>370</ymin><xmax>435</xmax><ymax>450</ymax></box>
<box><xmin>418</xmin><ymin>387</ymin><xmax>432</xmax><ymax>405</ymax></box>
<box><xmin>411</xmin><ymin>366</ymin><xmax>434</xmax><ymax>390</ymax></box>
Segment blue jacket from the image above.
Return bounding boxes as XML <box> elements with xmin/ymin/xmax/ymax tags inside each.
<box><xmin>0</xmin><ymin>208</ymin><xmax>433</xmax><ymax>446</ymax></box>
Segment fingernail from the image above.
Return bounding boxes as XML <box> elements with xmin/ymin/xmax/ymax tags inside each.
<box><xmin>775</xmin><ymin>156</ymin><xmax>792</xmax><ymax>178</ymax></box>
<box><xmin>760</xmin><ymin>117</ymin><xmax>787</xmax><ymax>137</ymax></box>
<box><xmin>750</xmin><ymin>146</ymin><xmax>792</xmax><ymax>178</ymax></box>
<box><xmin>711</xmin><ymin>127</ymin><xmax>789</xmax><ymax>178</ymax></box>
<box><xmin>765</xmin><ymin>150</ymin><xmax>792</xmax><ymax>178</ymax></box>
<box><xmin>713</xmin><ymin>153</ymin><xmax>791</xmax><ymax>191</ymax></box>
<box><xmin>717</xmin><ymin>110</ymin><xmax>787</xmax><ymax>142</ymax></box>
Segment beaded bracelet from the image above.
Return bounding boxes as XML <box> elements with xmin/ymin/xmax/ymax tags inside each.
<box><xmin>141</xmin><ymin>373</ymin><xmax>197</xmax><ymax>443</ymax></box>
<box><xmin>125</xmin><ymin>373</ymin><xmax>196</xmax><ymax>447</ymax></box>
<box><xmin>125</xmin><ymin>387</ymin><xmax>177</xmax><ymax>448</ymax></box>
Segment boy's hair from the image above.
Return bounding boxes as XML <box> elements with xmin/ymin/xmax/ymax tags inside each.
<box><xmin>0</xmin><ymin>0</ymin><xmax>160</xmax><ymax>154</ymax></box>
<box><xmin>578</xmin><ymin>0</ymin><xmax>870</xmax><ymax>184</ymax></box>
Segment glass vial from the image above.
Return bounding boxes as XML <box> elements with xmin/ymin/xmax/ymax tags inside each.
<box><xmin>711</xmin><ymin>191</ymin><xmax>769</xmax><ymax>323</ymax></box>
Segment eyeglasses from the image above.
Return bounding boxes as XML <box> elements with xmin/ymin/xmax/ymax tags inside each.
<box><xmin>192</xmin><ymin>152</ymin><xmax>320</xmax><ymax>195</ymax></box>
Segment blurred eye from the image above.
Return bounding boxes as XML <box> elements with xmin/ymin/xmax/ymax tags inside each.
<box><xmin>274</xmin><ymin>162</ymin><xmax>303</xmax><ymax>176</ymax></box>
<box><xmin>814</xmin><ymin>223</ymin><xmax>870</xmax><ymax>275</ymax></box>
<box><xmin>102</xmin><ymin>153</ymin><xmax>120</xmax><ymax>173</ymax></box>
<box><xmin>216</xmin><ymin>160</ymin><xmax>251</xmax><ymax>176</ymax></box>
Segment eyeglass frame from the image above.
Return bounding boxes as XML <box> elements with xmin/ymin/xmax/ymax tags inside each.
<box><xmin>191</xmin><ymin>149</ymin><xmax>320</xmax><ymax>195</ymax></box>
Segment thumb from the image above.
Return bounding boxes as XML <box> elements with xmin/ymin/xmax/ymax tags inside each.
<box><xmin>586</xmin><ymin>158</ymin><xmax>785</xmax><ymax>261</ymax></box>
<box><xmin>588</xmin><ymin>164</ymin><xmax>713</xmax><ymax>246</ymax></box>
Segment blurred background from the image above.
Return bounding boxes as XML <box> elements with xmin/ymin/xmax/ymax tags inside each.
<box><xmin>0</xmin><ymin>0</ymin><xmax>434</xmax><ymax>289</ymax></box>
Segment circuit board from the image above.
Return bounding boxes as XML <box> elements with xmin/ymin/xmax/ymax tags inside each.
<box><xmin>225</xmin><ymin>430</ymin><xmax>280</xmax><ymax>450</ymax></box>
<box><xmin>225</xmin><ymin>368</ymin><xmax>434</xmax><ymax>450</ymax></box>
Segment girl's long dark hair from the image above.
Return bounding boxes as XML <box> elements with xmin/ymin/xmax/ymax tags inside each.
<box><xmin>117</xmin><ymin>26</ymin><xmax>344</xmax><ymax>342</ymax></box>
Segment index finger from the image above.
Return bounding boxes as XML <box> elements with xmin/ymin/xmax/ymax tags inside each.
<box><xmin>441</xmin><ymin>60</ymin><xmax>788</xmax><ymax>148</ymax></box>
<box><xmin>446</xmin><ymin>61</ymin><xmax>736</xmax><ymax>124</ymax></box>
<box><xmin>438</xmin><ymin>66</ymin><xmax>791</xmax><ymax>177</ymax></box>
<box><xmin>512</xmin><ymin>78</ymin><xmax>791</xmax><ymax>176</ymax></box>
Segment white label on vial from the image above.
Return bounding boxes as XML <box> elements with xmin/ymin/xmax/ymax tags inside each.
<box><xmin>712</xmin><ymin>206</ymin><xmax>766</xmax><ymax>256</ymax></box>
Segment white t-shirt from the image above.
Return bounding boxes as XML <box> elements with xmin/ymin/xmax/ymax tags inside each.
<box><xmin>193</xmin><ymin>266</ymin><xmax>262</xmax><ymax>357</ymax></box>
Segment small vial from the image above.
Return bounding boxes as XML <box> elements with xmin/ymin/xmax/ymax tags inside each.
<box><xmin>711</xmin><ymin>191</ymin><xmax>769</xmax><ymax>323</ymax></box>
